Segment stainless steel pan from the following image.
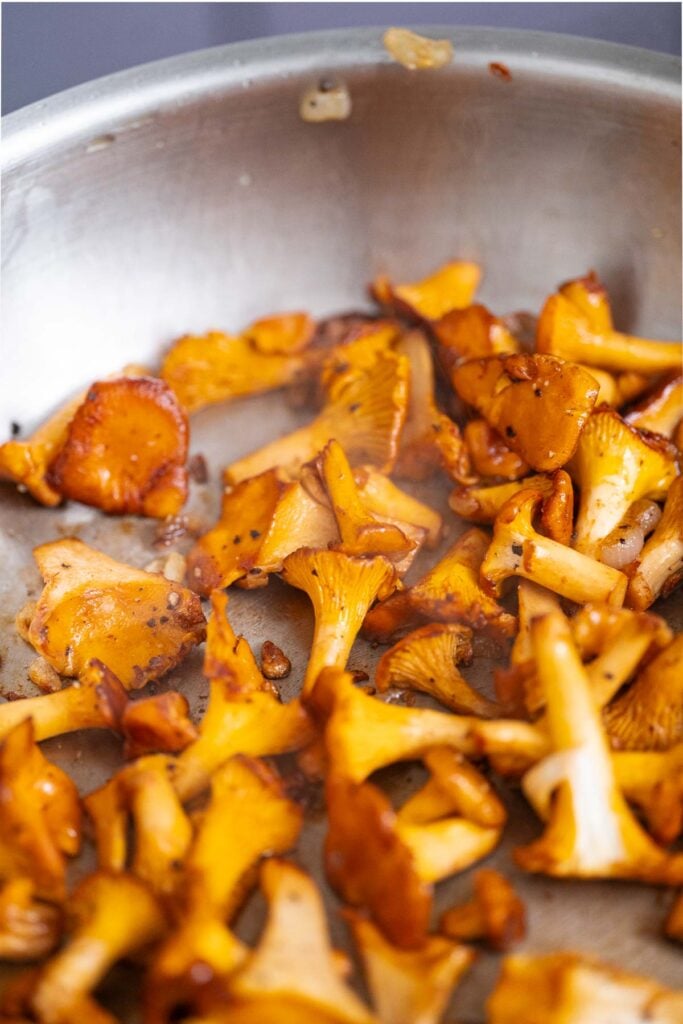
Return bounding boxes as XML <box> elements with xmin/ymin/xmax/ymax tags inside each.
<box><xmin>1</xmin><ymin>27</ymin><xmax>681</xmax><ymax>1021</ymax></box>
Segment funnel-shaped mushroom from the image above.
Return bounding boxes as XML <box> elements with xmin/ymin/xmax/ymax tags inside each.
<box><xmin>626</xmin><ymin>372</ymin><xmax>683</xmax><ymax>438</ymax></box>
<box><xmin>569</xmin><ymin>408</ymin><xmax>678</xmax><ymax>557</ymax></box>
<box><xmin>434</xmin><ymin>304</ymin><xmax>519</xmax><ymax>370</ymax></box>
<box><xmin>319</xmin><ymin>441</ymin><xmax>414</xmax><ymax>557</ymax></box>
<box><xmin>559</xmin><ymin>271</ymin><xmax>614</xmax><ymax>333</ymax></box>
<box><xmin>364</xmin><ymin>528</ymin><xmax>516</xmax><ymax>643</ymax></box>
<box><xmin>186</xmin><ymin>469</ymin><xmax>287</xmax><ymax>593</ymax></box>
<box><xmin>225</xmin><ymin>345</ymin><xmax>409</xmax><ymax>484</ymax></box>
<box><xmin>451</xmin><ymin>353</ymin><xmax>599</xmax><ymax>471</ymax></box>
<box><xmin>480</xmin><ymin>489</ymin><xmax>628</xmax><ymax>607</ymax></box>
<box><xmin>161</xmin><ymin>314</ymin><xmax>314</xmax><ymax>413</ymax></box>
<box><xmin>449</xmin><ymin>474</ymin><xmax>555</xmax><ymax>524</ymax></box>
<box><xmin>440</xmin><ymin>869</ymin><xmax>525</xmax><ymax>951</ymax></box>
<box><xmin>252</xmin><ymin>477</ymin><xmax>340</xmax><ymax>580</ymax></box>
<box><xmin>308</xmin><ymin>668</ymin><xmax>479</xmax><ymax>782</ymax></box>
<box><xmin>174</xmin><ymin>686</ymin><xmax>314</xmax><ymax>803</ymax></box>
<box><xmin>486</xmin><ymin>951</ymin><xmax>683</xmax><ymax>1024</ymax></box>
<box><xmin>281</xmin><ymin>548</ymin><xmax>398</xmax><ymax>695</ymax></box>
<box><xmin>371</xmin><ymin>261</ymin><xmax>481</xmax><ymax>321</ymax></box>
<box><xmin>0</xmin><ymin>879</ymin><xmax>62</xmax><ymax>961</ymax></box>
<box><xmin>537</xmin><ymin>290</ymin><xmax>683</xmax><ymax>372</ymax></box>
<box><xmin>184</xmin><ymin>755</ymin><xmax>303</xmax><ymax>921</ymax></box>
<box><xmin>515</xmin><ymin>611</ymin><xmax>683</xmax><ymax>883</ymax></box>
<box><xmin>0</xmin><ymin>720</ymin><xmax>81</xmax><ymax>901</ymax></box>
<box><xmin>346</xmin><ymin>910</ymin><xmax>474</xmax><ymax>1024</ymax></box>
<box><xmin>31</xmin><ymin>872</ymin><xmax>166</xmax><ymax>1023</ymax></box>
<box><xmin>627</xmin><ymin>476</ymin><xmax>683</xmax><ymax>609</ymax></box>
<box><xmin>375</xmin><ymin>623</ymin><xmax>498</xmax><ymax>717</ymax></box>
<box><xmin>25</xmin><ymin>538</ymin><xmax>206</xmax><ymax>688</ymax></box>
<box><xmin>614</xmin><ymin>744</ymin><xmax>683</xmax><ymax>846</ymax></box>
<box><xmin>0</xmin><ymin>389</ymin><xmax>85</xmax><ymax>506</ymax></box>
<box><xmin>228</xmin><ymin>859</ymin><xmax>376</xmax><ymax>1023</ymax></box>
<box><xmin>603</xmin><ymin>635</ymin><xmax>683</xmax><ymax>751</ymax></box>
<box><xmin>48</xmin><ymin>376</ymin><xmax>189</xmax><ymax>517</ymax></box>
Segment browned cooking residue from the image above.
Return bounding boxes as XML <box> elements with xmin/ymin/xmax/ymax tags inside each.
<box><xmin>489</xmin><ymin>61</ymin><xmax>512</xmax><ymax>81</ymax></box>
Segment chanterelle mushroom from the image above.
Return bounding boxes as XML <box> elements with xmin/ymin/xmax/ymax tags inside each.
<box><xmin>569</xmin><ymin>407</ymin><xmax>678</xmax><ymax>558</ymax></box>
<box><xmin>538</xmin><ymin>286</ymin><xmax>683</xmax><ymax>372</ymax></box>
<box><xmin>451</xmin><ymin>353</ymin><xmax>599</xmax><ymax>471</ymax></box>
<box><xmin>23</xmin><ymin>538</ymin><xmax>206</xmax><ymax>689</ymax></box>
<box><xmin>371</xmin><ymin>260</ymin><xmax>480</xmax><ymax>321</ymax></box>
<box><xmin>603</xmin><ymin>635</ymin><xmax>683</xmax><ymax>752</ymax></box>
<box><xmin>486</xmin><ymin>951</ymin><xmax>683</xmax><ymax>1024</ymax></box>
<box><xmin>516</xmin><ymin>610</ymin><xmax>683</xmax><ymax>884</ymax></box>
<box><xmin>440</xmin><ymin>868</ymin><xmax>526</xmax><ymax>952</ymax></box>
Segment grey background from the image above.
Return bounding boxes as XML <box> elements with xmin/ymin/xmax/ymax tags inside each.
<box><xmin>2</xmin><ymin>2</ymin><xmax>681</xmax><ymax>114</ymax></box>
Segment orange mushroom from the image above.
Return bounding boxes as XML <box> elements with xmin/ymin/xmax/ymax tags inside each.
<box><xmin>371</xmin><ymin>260</ymin><xmax>481</xmax><ymax>321</ymax></box>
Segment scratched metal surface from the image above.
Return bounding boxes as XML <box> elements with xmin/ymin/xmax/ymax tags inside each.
<box><xmin>1</xmin><ymin>27</ymin><xmax>681</xmax><ymax>1022</ymax></box>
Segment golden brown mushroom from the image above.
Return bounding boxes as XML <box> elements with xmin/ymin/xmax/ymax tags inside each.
<box><xmin>625</xmin><ymin>371</ymin><xmax>683</xmax><ymax>438</ymax></box>
<box><xmin>434</xmin><ymin>303</ymin><xmax>519</xmax><ymax>371</ymax></box>
<box><xmin>451</xmin><ymin>353</ymin><xmax>599</xmax><ymax>472</ymax></box>
<box><xmin>346</xmin><ymin>910</ymin><xmax>474</xmax><ymax>1024</ymax></box>
<box><xmin>224</xmin><ymin>343</ymin><xmax>409</xmax><ymax>484</ymax></box>
<box><xmin>463</xmin><ymin>418</ymin><xmax>530</xmax><ymax>481</ymax></box>
<box><xmin>203</xmin><ymin>590</ymin><xmax>278</xmax><ymax>698</ymax></box>
<box><xmin>363</xmin><ymin>527</ymin><xmax>516</xmax><ymax>643</ymax></box>
<box><xmin>47</xmin><ymin>376</ymin><xmax>189</xmax><ymax>517</ymax></box>
<box><xmin>614</xmin><ymin>744</ymin><xmax>683</xmax><ymax>846</ymax></box>
<box><xmin>537</xmin><ymin>289</ymin><xmax>683</xmax><ymax>372</ymax></box>
<box><xmin>480</xmin><ymin>488</ymin><xmax>628</xmax><ymax>607</ymax></box>
<box><xmin>398</xmin><ymin>748</ymin><xmax>507</xmax><ymax>830</ymax></box>
<box><xmin>30</xmin><ymin>871</ymin><xmax>167</xmax><ymax>1024</ymax></box>
<box><xmin>280</xmin><ymin>548</ymin><xmax>398</xmax><ymax>695</ymax></box>
<box><xmin>371</xmin><ymin>260</ymin><xmax>480</xmax><ymax>321</ymax></box>
<box><xmin>439</xmin><ymin>869</ymin><xmax>525</xmax><ymax>951</ymax></box>
<box><xmin>374</xmin><ymin>623</ymin><xmax>498</xmax><ymax>717</ymax></box>
<box><xmin>354</xmin><ymin>467</ymin><xmax>442</xmax><ymax>548</ymax></box>
<box><xmin>568</xmin><ymin>408</ymin><xmax>678</xmax><ymax>558</ymax></box>
<box><xmin>515</xmin><ymin>611</ymin><xmax>683</xmax><ymax>884</ymax></box>
<box><xmin>228</xmin><ymin>859</ymin><xmax>376</xmax><ymax>1023</ymax></box>
<box><xmin>486</xmin><ymin>951</ymin><xmax>683</xmax><ymax>1024</ymax></box>
<box><xmin>0</xmin><ymin>720</ymin><xmax>81</xmax><ymax>902</ymax></box>
<box><xmin>160</xmin><ymin>313</ymin><xmax>314</xmax><ymax>413</ymax></box>
<box><xmin>603</xmin><ymin>635</ymin><xmax>683</xmax><ymax>751</ymax></box>
<box><xmin>24</xmin><ymin>538</ymin><xmax>206</xmax><ymax>689</ymax></box>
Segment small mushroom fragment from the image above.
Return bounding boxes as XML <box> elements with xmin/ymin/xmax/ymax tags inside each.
<box><xmin>486</xmin><ymin>951</ymin><xmax>683</xmax><ymax>1024</ymax></box>
<box><xmin>261</xmin><ymin>641</ymin><xmax>291</xmax><ymax>680</ymax></box>
<box><xmin>603</xmin><ymin>635</ymin><xmax>683</xmax><ymax>751</ymax></box>
<box><xmin>203</xmin><ymin>591</ymin><xmax>277</xmax><ymax>698</ymax></box>
<box><xmin>48</xmin><ymin>376</ymin><xmax>189</xmax><ymax>517</ymax></box>
<box><xmin>480</xmin><ymin>488</ymin><xmax>628</xmax><ymax>607</ymax></box>
<box><xmin>280</xmin><ymin>548</ymin><xmax>398</xmax><ymax>695</ymax></box>
<box><xmin>569</xmin><ymin>408</ymin><xmax>678</xmax><ymax>558</ymax></box>
<box><xmin>371</xmin><ymin>260</ymin><xmax>480</xmax><ymax>322</ymax></box>
<box><xmin>186</xmin><ymin>469</ymin><xmax>287</xmax><ymax>593</ymax></box>
<box><xmin>398</xmin><ymin>748</ymin><xmax>506</xmax><ymax>830</ymax></box>
<box><xmin>119</xmin><ymin>689</ymin><xmax>198</xmax><ymax>759</ymax></box>
<box><xmin>0</xmin><ymin>878</ymin><xmax>62</xmax><ymax>961</ymax></box>
<box><xmin>434</xmin><ymin>304</ymin><xmax>519</xmax><ymax>371</ymax></box>
<box><xmin>225</xmin><ymin>343</ymin><xmax>409</xmax><ymax>484</ymax></box>
<box><xmin>439</xmin><ymin>869</ymin><xmax>526</xmax><ymax>951</ymax></box>
<box><xmin>449</xmin><ymin>473</ymin><xmax>555</xmax><ymax>524</ymax></box>
<box><xmin>537</xmin><ymin>289</ymin><xmax>683</xmax><ymax>372</ymax></box>
<box><xmin>626</xmin><ymin>372</ymin><xmax>683</xmax><ymax>438</ymax></box>
<box><xmin>24</xmin><ymin>538</ymin><xmax>206</xmax><ymax>689</ymax></box>
<box><xmin>463</xmin><ymin>419</ymin><xmax>530</xmax><ymax>481</ymax></box>
<box><xmin>516</xmin><ymin>611</ymin><xmax>683</xmax><ymax>884</ymax></box>
<box><xmin>346</xmin><ymin>910</ymin><xmax>474</xmax><ymax>1024</ymax></box>
<box><xmin>364</xmin><ymin>528</ymin><xmax>516</xmax><ymax>643</ymax></box>
<box><xmin>0</xmin><ymin>720</ymin><xmax>81</xmax><ymax>902</ymax></box>
<box><xmin>382</xmin><ymin>27</ymin><xmax>454</xmax><ymax>71</ymax></box>
<box><xmin>665</xmin><ymin>892</ymin><xmax>683</xmax><ymax>943</ymax></box>
<box><xmin>300</xmin><ymin>79</ymin><xmax>352</xmax><ymax>122</ymax></box>
<box><xmin>627</xmin><ymin>476</ymin><xmax>683</xmax><ymax>609</ymax></box>
<box><xmin>375</xmin><ymin>623</ymin><xmax>498</xmax><ymax>717</ymax></box>
<box><xmin>161</xmin><ymin>314</ymin><xmax>314</xmax><ymax>413</ymax></box>
<box><xmin>30</xmin><ymin>872</ymin><xmax>167</xmax><ymax>1024</ymax></box>
<box><xmin>228</xmin><ymin>859</ymin><xmax>376</xmax><ymax>1023</ymax></box>
<box><xmin>451</xmin><ymin>353</ymin><xmax>599</xmax><ymax>471</ymax></box>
